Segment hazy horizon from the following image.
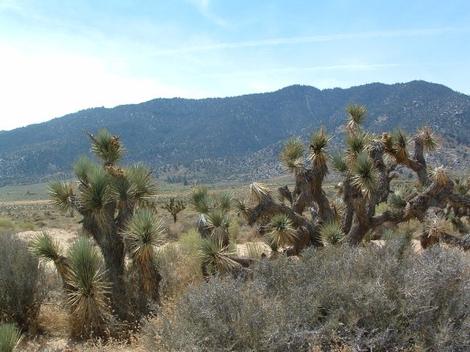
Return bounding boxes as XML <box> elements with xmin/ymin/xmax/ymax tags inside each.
<box><xmin>1</xmin><ymin>0</ymin><xmax>470</xmax><ymax>130</ymax></box>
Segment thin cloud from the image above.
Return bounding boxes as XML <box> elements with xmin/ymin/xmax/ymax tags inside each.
<box><xmin>187</xmin><ymin>0</ymin><xmax>229</xmax><ymax>28</ymax></box>
<box><xmin>152</xmin><ymin>27</ymin><xmax>469</xmax><ymax>56</ymax></box>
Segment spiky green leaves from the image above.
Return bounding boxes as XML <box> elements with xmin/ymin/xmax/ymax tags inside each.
<box><xmin>331</xmin><ymin>153</ymin><xmax>348</xmax><ymax>173</ymax></box>
<box><xmin>0</xmin><ymin>324</ymin><xmax>21</xmax><ymax>352</ymax></box>
<box><xmin>124</xmin><ymin>209</ymin><xmax>163</xmax><ymax>263</ymax></box>
<box><xmin>266</xmin><ymin>214</ymin><xmax>298</xmax><ymax>250</ymax></box>
<box><xmin>126</xmin><ymin>164</ymin><xmax>158</xmax><ymax>204</ymax></box>
<box><xmin>346</xmin><ymin>104</ymin><xmax>366</xmax><ymax>131</ymax></box>
<box><xmin>216</xmin><ymin>192</ymin><xmax>232</xmax><ymax>213</ymax></box>
<box><xmin>192</xmin><ymin>186</ymin><xmax>210</xmax><ymax>214</ymax></box>
<box><xmin>199</xmin><ymin>237</ymin><xmax>239</xmax><ymax>275</ymax></box>
<box><xmin>30</xmin><ymin>232</ymin><xmax>62</xmax><ymax>262</ymax></box>
<box><xmin>280</xmin><ymin>138</ymin><xmax>304</xmax><ymax>172</ymax></box>
<box><xmin>49</xmin><ymin>181</ymin><xmax>75</xmax><ymax>213</ymax></box>
<box><xmin>351</xmin><ymin>152</ymin><xmax>377</xmax><ymax>198</ymax></box>
<box><xmin>74</xmin><ymin>156</ymin><xmax>97</xmax><ymax>184</ymax></box>
<box><xmin>309</xmin><ymin>128</ymin><xmax>329</xmax><ymax>171</ymax></box>
<box><xmin>89</xmin><ymin>129</ymin><xmax>124</xmax><ymax>165</ymax></box>
<box><xmin>320</xmin><ymin>221</ymin><xmax>344</xmax><ymax>245</ymax></box>
<box><xmin>346</xmin><ymin>131</ymin><xmax>369</xmax><ymax>161</ymax></box>
<box><xmin>383</xmin><ymin>129</ymin><xmax>409</xmax><ymax>162</ymax></box>
<box><xmin>416</xmin><ymin>127</ymin><xmax>438</xmax><ymax>152</ymax></box>
<box><xmin>67</xmin><ymin>237</ymin><xmax>109</xmax><ymax>338</ymax></box>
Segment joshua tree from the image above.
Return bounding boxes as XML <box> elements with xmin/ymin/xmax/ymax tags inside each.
<box><xmin>238</xmin><ymin>105</ymin><xmax>470</xmax><ymax>254</ymax></box>
<box><xmin>161</xmin><ymin>197</ymin><xmax>186</xmax><ymax>223</ymax></box>
<box><xmin>36</xmin><ymin>130</ymin><xmax>163</xmax><ymax>323</ymax></box>
<box><xmin>191</xmin><ymin>187</ymin><xmax>253</xmax><ymax>276</ymax></box>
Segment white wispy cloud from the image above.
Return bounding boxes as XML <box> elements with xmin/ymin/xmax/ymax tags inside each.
<box><xmin>151</xmin><ymin>26</ymin><xmax>469</xmax><ymax>56</ymax></box>
<box><xmin>187</xmin><ymin>0</ymin><xmax>229</xmax><ymax>28</ymax></box>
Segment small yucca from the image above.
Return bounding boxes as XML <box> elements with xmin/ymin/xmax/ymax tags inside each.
<box><xmin>331</xmin><ymin>153</ymin><xmax>348</xmax><ymax>173</ymax></box>
<box><xmin>199</xmin><ymin>237</ymin><xmax>240</xmax><ymax>275</ymax></box>
<box><xmin>123</xmin><ymin>209</ymin><xmax>163</xmax><ymax>298</ymax></box>
<box><xmin>266</xmin><ymin>214</ymin><xmax>298</xmax><ymax>249</ymax></box>
<box><xmin>280</xmin><ymin>138</ymin><xmax>304</xmax><ymax>171</ymax></box>
<box><xmin>346</xmin><ymin>132</ymin><xmax>369</xmax><ymax>161</ymax></box>
<box><xmin>351</xmin><ymin>152</ymin><xmax>377</xmax><ymax>198</ymax></box>
<box><xmin>126</xmin><ymin>164</ymin><xmax>159</xmax><ymax>204</ymax></box>
<box><xmin>89</xmin><ymin>129</ymin><xmax>125</xmax><ymax>165</ymax></box>
<box><xmin>320</xmin><ymin>221</ymin><xmax>345</xmax><ymax>245</ymax></box>
<box><xmin>391</xmin><ymin>129</ymin><xmax>409</xmax><ymax>162</ymax></box>
<box><xmin>192</xmin><ymin>186</ymin><xmax>210</xmax><ymax>214</ymax></box>
<box><xmin>30</xmin><ymin>232</ymin><xmax>72</xmax><ymax>286</ymax></box>
<box><xmin>79</xmin><ymin>168</ymin><xmax>112</xmax><ymax>229</ymax></box>
<box><xmin>429</xmin><ymin>166</ymin><xmax>450</xmax><ymax>187</ymax></box>
<box><xmin>216</xmin><ymin>192</ymin><xmax>232</xmax><ymax>213</ymax></box>
<box><xmin>425</xmin><ymin>216</ymin><xmax>452</xmax><ymax>238</ymax></box>
<box><xmin>308</xmin><ymin>128</ymin><xmax>329</xmax><ymax>171</ymax></box>
<box><xmin>346</xmin><ymin>104</ymin><xmax>366</xmax><ymax>131</ymax></box>
<box><xmin>0</xmin><ymin>324</ymin><xmax>22</xmax><ymax>352</ymax></box>
<box><xmin>49</xmin><ymin>181</ymin><xmax>75</xmax><ymax>213</ymax></box>
<box><xmin>67</xmin><ymin>237</ymin><xmax>109</xmax><ymax>339</ymax></box>
<box><xmin>124</xmin><ymin>209</ymin><xmax>163</xmax><ymax>262</ymax></box>
<box><xmin>74</xmin><ymin>156</ymin><xmax>97</xmax><ymax>184</ymax></box>
<box><xmin>416</xmin><ymin>126</ymin><xmax>438</xmax><ymax>152</ymax></box>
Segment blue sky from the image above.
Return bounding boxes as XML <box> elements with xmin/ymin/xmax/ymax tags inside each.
<box><xmin>0</xmin><ymin>0</ymin><xmax>469</xmax><ymax>130</ymax></box>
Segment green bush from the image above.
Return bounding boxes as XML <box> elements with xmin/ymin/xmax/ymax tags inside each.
<box><xmin>147</xmin><ymin>239</ymin><xmax>470</xmax><ymax>351</ymax></box>
<box><xmin>0</xmin><ymin>233</ymin><xmax>45</xmax><ymax>329</ymax></box>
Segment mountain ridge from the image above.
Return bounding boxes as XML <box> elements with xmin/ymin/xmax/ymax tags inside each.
<box><xmin>0</xmin><ymin>80</ymin><xmax>469</xmax><ymax>186</ymax></box>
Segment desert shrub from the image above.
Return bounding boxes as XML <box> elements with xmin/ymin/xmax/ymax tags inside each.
<box><xmin>0</xmin><ymin>233</ymin><xmax>45</xmax><ymax>329</ymax></box>
<box><xmin>147</xmin><ymin>239</ymin><xmax>470</xmax><ymax>351</ymax></box>
<box><xmin>155</xmin><ymin>230</ymin><xmax>203</xmax><ymax>298</ymax></box>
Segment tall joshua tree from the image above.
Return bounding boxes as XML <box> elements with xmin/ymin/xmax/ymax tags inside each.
<box><xmin>45</xmin><ymin>130</ymin><xmax>162</xmax><ymax>321</ymax></box>
<box><xmin>238</xmin><ymin>105</ymin><xmax>470</xmax><ymax>253</ymax></box>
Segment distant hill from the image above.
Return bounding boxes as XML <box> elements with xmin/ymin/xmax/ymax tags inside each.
<box><xmin>0</xmin><ymin>80</ymin><xmax>469</xmax><ymax>186</ymax></box>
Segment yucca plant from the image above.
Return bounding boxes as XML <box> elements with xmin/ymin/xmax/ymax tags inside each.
<box><xmin>30</xmin><ymin>232</ymin><xmax>72</xmax><ymax>289</ymax></box>
<box><xmin>67</xmin><ymin>237</ymin><xmax>109</xmax><ymax>339</ymax></box>
<box><xmin>320</xmin><ymin>221</ymin><xmax>345</xmax><ymax>245</ymax></box>
<box><xmin>331</xmin><ymin>153</ymin><xmax>348</xmax><ymax>173</ymax></box>
<box><xmin>346</xmin><ymin>132</ymin><xmax>369</xmax><ymax>162</ymax></box>
<box><xmin>192</xmin><ymin>186</ymin><xmax>211</xmax><ymax>214</ymax></box>
<box><xmin>205</xmin><ymin>209</ymin><xmax>230</xmax><ymax>245</ymax></box>
<box><xmin>123</xmin><ymin>209</ymin><xmax>163</xmax><ymax>301</ymax></box>
<box><xmin>351</xmin><ymin>152</ymin><xmax>377</xmax><ymax>198</ymax></box>
<box><xmin>239</xmin><ymin>104</ymin><xmax>470</xmax><ymax>249</ymax></box>
<box><xmin>266</xmin><ymin>214</ymin><xmax>298</xmax><ymax>250</ymax></box>
<box><xmin>416</xmin><ymin>126</ymin><xmax>438</xmax><ymax>152</ymax></box>
<box><xmin>89</xmin><ymin>129</ymin><xmax>125</xmax><ymax>166</ymax></box>
<box><xmin>45</xmin><ymin>129</ymin><xmax>162</xmax><ymax>322</ymax></box>
<box><xmin>0</xmin><ymin>324</ymin><xmax>21</xmax><ymax>352</ymax></box>
<box><xmin>429</xmin><ymin>166</ymin><xmax>450</xmax><ymax>187</ymax></box>
<box><xmin>390</xmin><ymin>129</ymin><xmax>409</xmax><ymax>163</ymax></box>
<box><xmin>216</xmin><ymin>192</ymin><xmax>232</xmax><ymax>213</ymax></box>
<box><xmin>309</xmin><ymin>128</ymin><xmax>329</xmax><ymax>173</ymax></box>
<box><xmin>280</xmin><ymin>138</ymin><xmax>304</xmax><ymax>172</ymax></box>
<box><xmin>199</xmin><ymin>237</ymin><xmax>240</xmax><ymax>276</ymax></box>
<box><xmin>346</xmin><ymin>104</ymin><xmax>366</xmax><ymax>131</ymax></box>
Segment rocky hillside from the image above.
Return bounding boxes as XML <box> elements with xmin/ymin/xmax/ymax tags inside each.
<box><xmin>0</xmin><ymin>80</ymin><xmax>469</xmax><ymax>185</ymax></box>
